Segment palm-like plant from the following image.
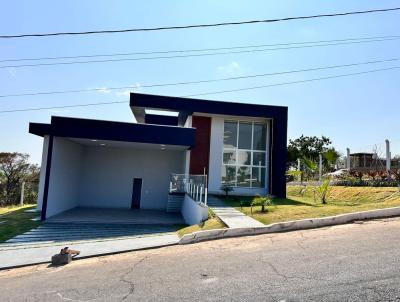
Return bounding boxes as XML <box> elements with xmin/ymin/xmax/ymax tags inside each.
<box><xmin>302</xmin><ymin>157</ymin><xmax>318</xmax><ymax>181</ymax></box>
<box><xmin>317</xmin><ymin>178</ymin><xmax>330</xmax><ymax>204</ymax></box>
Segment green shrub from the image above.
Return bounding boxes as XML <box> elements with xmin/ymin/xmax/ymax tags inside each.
<box><xmin>251</xmin><ymin>195</ymin><xmax>273</xmax><ymax>213</ymax></box>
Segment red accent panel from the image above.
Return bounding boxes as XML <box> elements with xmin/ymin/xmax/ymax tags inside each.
<box><xmin>190</xmin><ymin>116</ymin><xmax>211</xmax><ymax>175</ymax></box>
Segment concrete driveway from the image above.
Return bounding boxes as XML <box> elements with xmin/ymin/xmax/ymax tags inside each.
<box><xmin>0</xmin><ymin>208</ymin><xmax>184</xmax><ymax>269</ymax></box>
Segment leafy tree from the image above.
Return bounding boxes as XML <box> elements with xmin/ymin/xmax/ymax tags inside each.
<box><xmin>287</xmin><ymin>136</ymin><xmax>341</xmax><ymax>174</ymax></box>
<box><xmin>288</xmin><ymin>135</ymin><xmax>331</xmax><ymax>166</ymax></box>
<box><xmin>0</xmin><ymin>152</ymin><xmax>38</xmax><ymax>205</ymax></box>
<box><xmin>287</xmin><ymin>135</ymin><xmax>340</xmax><ymax>167</ymax></box>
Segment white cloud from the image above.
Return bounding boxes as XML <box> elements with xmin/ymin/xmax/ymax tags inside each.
<box><xmin>7</xmin><ymin>68</ymin><xmax>17</xmax><ymax>77</ymax></box>
<box><xmin>115</xmin><ymin>83</ymin><xmax>142</xmax><ymax>96</ymax></box>
<box><xmin>217</xmin><ymin>61</ymin><xmax>241</xmax><ymax>76</ymax></box>
<box><xmin>96</xmin><ymin>87</ymin><xmax>112</xmax><ymax>94</ymax></box>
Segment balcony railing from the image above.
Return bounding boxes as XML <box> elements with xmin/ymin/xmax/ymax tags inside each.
<box><xmin>169</xmin><ymin>173</ymin><xmax>208</xmax><ymax>205</ymax></box>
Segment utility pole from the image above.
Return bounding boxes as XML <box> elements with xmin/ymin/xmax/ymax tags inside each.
<box><xmin>297</xmin><ymin>158</ymin><xmax>301</xmax><ymax>183</ymax></box>
<box><xmin>346</xmin><ymin>148</ymin><xmax>351</xmax><ymax>170</ymax></box>
<box><xmin>319</xmin><ymin>153</ymin><xmax>323</xmax><ymax>183</ymax></box>
<box><xmin>20</xmin><ymin>181</ymin><xmax>25</xmax><ymax>206</ymax></box>
<box><xmin>386</xmin><ymin>139</ymin><xmax>391</xmax><ymax>171</ymax></box>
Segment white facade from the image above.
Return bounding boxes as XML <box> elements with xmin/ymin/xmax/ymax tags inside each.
<box><xmin>78</xmin><ymin>144</ymin><xmax>184</xmax><ymax>210</ymax></box>
<box><xmin>46</xmin><ymin>137</ymin><xmax>83</xmax><ymax>217</ymax></box>
<box><xmin>181</xmin><ymin>194</ymin><xmax>208</xmax><ymax>225</ymax></box>
<box><xmin>37</xmin><ymin>113</ymin><xmax>272</xmax><ymax>219</ymax></box>
<box><xmin>36</xmin><ymin>135</ymin><xmax>49</xmax><ymax>211</ymax></box>
<box><xmin>41</xmin><ymin>137</ymin><xmax>185</xmax><ymax>218</ymax></box>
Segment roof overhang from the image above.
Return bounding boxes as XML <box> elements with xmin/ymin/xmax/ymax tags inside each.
<box><xmin>130</xmin><ymin>93</ymin><xmax>288</xmax><ymax>125</ymax></box>
<box><xmin>29</xmin><ymin>116</ymin><xmax>196</xmax><ymax>148</ymax></box>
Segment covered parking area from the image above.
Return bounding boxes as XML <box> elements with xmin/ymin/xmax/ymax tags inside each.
<box><xmin>30</xmin><ymin>116</ymin><xmax>195</xmax><ymax>222</ymax></box>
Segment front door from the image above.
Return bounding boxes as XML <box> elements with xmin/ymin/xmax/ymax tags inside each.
<box><xmin>131</xmin><ymin>178</ymin><xmax>142</xmax><ymax>209</ymax></box>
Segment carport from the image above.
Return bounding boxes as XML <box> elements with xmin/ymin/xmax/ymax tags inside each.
<box><xmin>29</xmin><ymin>116</ymin><xmax>195</xmax><ymax>221</ymax></box>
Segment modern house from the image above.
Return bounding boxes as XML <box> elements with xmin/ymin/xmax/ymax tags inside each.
<box><xmin>30</xmin><ymin>93</ymin><xmax>288</xmax><ymax>223</ymax></box>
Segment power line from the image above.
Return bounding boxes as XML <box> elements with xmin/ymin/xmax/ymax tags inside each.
<box><xmin>1</xmin><ymin>34</ymin><xmax>399</xmax><ymax>63</ymax></box>
<box><xmin>1</xmin><ymin>7</ymin><xmax>399</xmax><ymax>39</ymax></box>
<box><xmin>1</xmin><ymin>65</ymin><xmax>398</xmax><ymax>114</ymax></box>
<box><xmin>184</xmin><ymin>66</ymin><xmax>400</xmax><ymax>98</ymax></box>
<box><xmin>1</xmin><ymin>37</ymin><xmax>399</xmax><ymax>69</ymax></box>
<box><xmin>1</xmin><ymin>57</ymin><xmax>399</xmax><ymax>99</ymax></box>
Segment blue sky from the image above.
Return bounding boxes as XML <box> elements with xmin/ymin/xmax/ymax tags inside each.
<box><xmin>1</xmin><ymin>1</ymin><xmax>399</xmax><ymax>164</ymax></box>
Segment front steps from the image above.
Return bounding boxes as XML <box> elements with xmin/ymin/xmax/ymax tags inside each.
<box><xmin>166</xmin><ymin>194</ymin><xmax>184</xmax><ymax>213</ymax></box>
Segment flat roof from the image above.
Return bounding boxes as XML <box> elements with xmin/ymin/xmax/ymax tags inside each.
<box><xmin>130</xmin><ymin>93</ymin><xmax>287</xmax><ymax>125</ymax></box>
<box><xmin>29</xmin><ymin>116</ymin><xmax>196</xmax><ymax>148</ymax></box>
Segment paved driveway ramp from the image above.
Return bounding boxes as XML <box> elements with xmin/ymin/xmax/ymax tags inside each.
<box><xmin>207</xmin><ymin>196</ymin><xmax>264</xmax><ymax>228</ymax></box>
<box><xmin>0</xmin><ymin>223</ymin><xmax>179</xmax><ymax>269</ymax></box>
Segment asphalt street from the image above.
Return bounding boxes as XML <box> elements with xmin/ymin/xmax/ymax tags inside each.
<box><xmin>1</xmin><ymin>218</ymin><xmax>400</xmax><ymax>301</ymax></box>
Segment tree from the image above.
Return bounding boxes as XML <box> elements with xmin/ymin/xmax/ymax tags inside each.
<box><xmin>0</xmin><ymin>152</ymin><xmax>37</xmax><ymax>205</ymax></box>
<box><xmin>287</xmin><ymin>135</ymin><xmax>340</xmax><ymax>171</ymax></box>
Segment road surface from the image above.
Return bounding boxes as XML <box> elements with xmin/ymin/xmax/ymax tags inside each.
<box><xmin>1</xmin><ymin>218</ymin><xmax>400</xmax><ymax>301</ymax></box>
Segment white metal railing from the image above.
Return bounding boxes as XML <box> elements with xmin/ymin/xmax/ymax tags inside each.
<box><xmin>169</xmin><ymin>173</ymin><xmax>208</xmax><ymax>205</ymax></box>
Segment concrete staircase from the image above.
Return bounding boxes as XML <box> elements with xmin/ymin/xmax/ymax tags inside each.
<box><xmin>166</xmin><ymin>194</ymin><xmax>184</xmax><ymax>213</ymax></box>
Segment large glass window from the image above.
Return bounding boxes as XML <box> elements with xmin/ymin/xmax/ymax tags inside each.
<box><xmin>223</xmin><ymin>121</ymin><xmax>237</xmax><ymax>148</ymax></box>
<box><xmin>238</xmin><ymin>122</ymin><xmax>252</xmax><ymax>149</ymax></box>
<box><xmin>221</xmin><ymin>120</ymin><xmax>267</xmax><ymax>188</ymax></box>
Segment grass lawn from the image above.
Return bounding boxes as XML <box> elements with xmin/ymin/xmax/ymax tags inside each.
<box><xmin>0</xmin><ymin>204</ymin><xmax>40</xmax><ymax>243</ymax></box>
<box><xmin>177</xmin><ymin>209</ymin><xmax>226</xmax><ymax>237</ymax></box>
<box><xmin>221</xmin><ymin>186</ymin><xmax>400</xmax><ymax>225</ymax></box>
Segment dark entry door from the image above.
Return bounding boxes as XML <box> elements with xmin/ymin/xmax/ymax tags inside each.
<box><xmin>131</xmin><ymin>178</ymin><xmax>142</xmax><ymax>209</ymax></box>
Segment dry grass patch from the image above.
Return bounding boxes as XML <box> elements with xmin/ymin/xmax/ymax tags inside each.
<box><xmin>177</xmin><ymin>217</ymin><xmax>226</xmax><ymax>237</ymax></box>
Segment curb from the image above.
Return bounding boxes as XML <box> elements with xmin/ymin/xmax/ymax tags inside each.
<box><xmin>179</xmin><ymin>206</ymin><xmax>400</xmax><ymax>244</ymax></box>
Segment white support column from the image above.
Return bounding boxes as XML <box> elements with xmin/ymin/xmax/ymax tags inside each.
<box><xmin>346</xmin><ymin>148</ymin><xmax>351</xmax><ymax>169</ymax></box>
<box><xmin>297</xmin><ymin>158</ymin><xmax>302</xmax><ymax>183</ymax></box>
<box><xmin>386</xmin><ymin>139</ymin><xmax>391</xmax><ymax>171</ymax></box>
<box><xmin>20</xmin><ymin>181</ymin><xmax>25</xmax><ymax>206</ymax></box>
<box><xmin>319</xmin><ymin>153</ymin><xmax>323</xmax><ymax>182</ymax></box>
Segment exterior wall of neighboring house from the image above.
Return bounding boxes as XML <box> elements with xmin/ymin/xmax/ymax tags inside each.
<box><xmin>36</xmin><ymin>135</ymin><xmax>49</xmax><ymax>211</ymax></box>
<box><xmin>78</xmin><ymin>145</ymin><xmax>185</xmax><ymax>210</ymax></box>
<box><xmin>46</xmin><ymin>137</ymin><xmax>83</xmax><ymax>218</ymax></box>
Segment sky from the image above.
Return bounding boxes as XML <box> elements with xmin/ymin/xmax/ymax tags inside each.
<box><xmin>1</xmin><ymin>1</ymin><xmax>399</xmax><ymax>164</ymax></box>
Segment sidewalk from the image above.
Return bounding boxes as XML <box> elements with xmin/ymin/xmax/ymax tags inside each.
<box><xmin>207</xmin><ymin>196</ymin><xmax>264</xmax><ymax>228</ymax></box>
